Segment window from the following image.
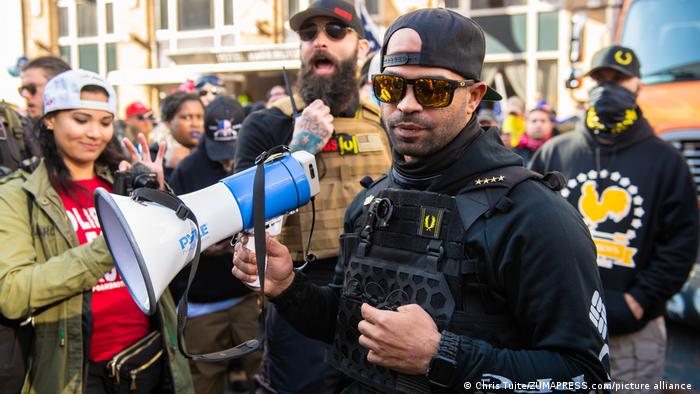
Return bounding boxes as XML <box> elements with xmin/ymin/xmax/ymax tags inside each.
<box><xmin>622</xmin><ymin>0</ymin><xmax>700</xmax><ymax>78</ymax></box>
<box><xmin>79</xmin><ymin>44</ymin><xmax>99</xmax><ymax>72</ymax></box>
<box><xmin>224</xmin><ymin>0</ymin><xmax>233</xmax><ymax>25</ymax></box>
<box><xmin>178</xmin><ymin>0</ymin><xmax>213</xmax><ymax>30</ymax></box>
<box><xmin>77</xmin><ymin>1</ymin><xmax>97</xmax><ymax>37</ymax></box>
<box><xmin>59</xmin><ymin>6</ymin><xmax>70</xmax><ymax>37</ymax></box>
<box><xmin>471</xmin><ymin>0</ymin><xmax>526</xmax><ymax>9</ymax></box>
<box><xmin>287</xmin><ymin>0</ymin><xmax>299</xmax><ymax>18</ymax></box>
<box><xmin>158</xmin><ymin>0</ymin><xmax>169</xmax><ymax>29</ymax></box>
<box><xmin>538</xmin><ymin>12</ymin><xmax>558</xmax><ymax>51</ymax></box>
<box><xmin>474</xmin><ymin>3</ymin><xmax>563</xmax><ymax>115</ymax></box>
<box><xmin>445</xmin><ymin>0</ymin><xmax>460</xmax><ymax>8</ymax></box>
<box><xmin>537</xmin><ymin>60</ymin><xmax>558</xmax><ymax>110</ymax></box>
<box><xmin>106</xmin><ymin>42</ymin><xmax>117</xmax><ymax>72</ymax></box>
<box><xmin>473</xmin><ymin>14</ymin><xmax>527</xmax><ymax>54</ymax></box>
<box><xmin>59</xmin><ymin>46</ymin><xmax>72</xmax><ymax>64</ymax></box>
<box><xmin>58</xmin><ymin>1</ymin><xmax>117</xmax><ymax>75</ymax></box>
<box><xmin>106</xmin><ymin>2</ymin><xmax>114</xmax><ymax>34</ymax></box>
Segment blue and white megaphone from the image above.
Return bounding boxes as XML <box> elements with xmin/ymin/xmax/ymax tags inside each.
<box><xmin>95</xmin><ymin>150</ymin><xmax>320</xmax><ymax>315</ymax></box>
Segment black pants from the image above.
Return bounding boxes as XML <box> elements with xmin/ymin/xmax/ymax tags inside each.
<box><xmin>0</xmin><ymin>320</ymin><xmax>32</xmax><ymax>394</ymax></box>
<box><xmin>256</xmin><ymin>303</ymin><xmax>342</xmax><ymax>394</ymax></box>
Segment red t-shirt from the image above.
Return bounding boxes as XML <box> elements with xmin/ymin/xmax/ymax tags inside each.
<box><xmin>57</xmin><ymin>177</ymin><xmax>150</xmax><ymax>361</ymax></box>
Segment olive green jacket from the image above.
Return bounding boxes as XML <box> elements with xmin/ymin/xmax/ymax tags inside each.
<box><xmin>0</xmin><ymin>161</ymin><xmax>193</xmax><ymax>393</ymax></box>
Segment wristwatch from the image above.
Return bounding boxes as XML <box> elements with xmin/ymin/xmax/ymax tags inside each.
<box><xmin>426</xmin><ymin>330</ymin><xmax>460</xmax><ymax>388</ymax></box>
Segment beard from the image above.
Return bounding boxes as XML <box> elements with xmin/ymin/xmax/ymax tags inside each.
<box><xmin>383</xmin><ymin>110</ymin><xmax>465</xmax><ymax>158</ymax></box>
<box><xmin>297</xmin><ymin>48</ymin><xmax>359</xmax><ymax>116</ymax></box>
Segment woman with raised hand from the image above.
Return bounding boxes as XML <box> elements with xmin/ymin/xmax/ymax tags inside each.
<box><xmin>0</xmin><ymin>69</ymin><xmax>193</xmax><ymax>393</ymax></box>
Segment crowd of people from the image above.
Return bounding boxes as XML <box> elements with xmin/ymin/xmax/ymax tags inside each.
<box><xmin>0</xmin><ymin>0</ymin><xmax>697</xmax><ymax>393</ymax></box>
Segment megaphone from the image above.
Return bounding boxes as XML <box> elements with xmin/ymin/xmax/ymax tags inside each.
<box><xmin>95</xmin><ymin>150</ymin><xmax>320</xmax><ymax>316</ymax></box>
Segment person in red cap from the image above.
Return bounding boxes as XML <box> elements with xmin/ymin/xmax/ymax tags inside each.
<box><xmin>124</xmin><ymin>101</ymin><xmax>155</xmax><ymax>144</ymax></box>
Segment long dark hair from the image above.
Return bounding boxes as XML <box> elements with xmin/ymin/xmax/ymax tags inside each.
<box><xmin>160</xmin><ymin>92</ymin><xmax>202</xmax><ymax>123</ymax></box>
<box><xmin>38</xmin><ymin>85</ymin><xmax>125</xmax><ymax>195</ymax></box>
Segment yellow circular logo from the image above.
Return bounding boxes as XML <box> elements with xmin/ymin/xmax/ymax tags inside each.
<box><xmin>614</xmin><ymin>50</ymin><xmax>633</xmax><ymax>66</ymax></box>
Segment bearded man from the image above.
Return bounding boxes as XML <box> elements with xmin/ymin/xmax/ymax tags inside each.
<box><xmin>233</xmin><ymin>1</ymin><xmax>392</xmax><ymax>392</ymax></box>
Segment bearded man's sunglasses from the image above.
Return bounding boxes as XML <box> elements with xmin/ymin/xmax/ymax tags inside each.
<box><xmin>372</xmin><ymin>74</ymin><xmax>476</xmax><ymax>108</ymax></box>
<box><xmin>298</xmin><ymin>21</ymin><xmax>353</xmax><ymax>42</ymax></box>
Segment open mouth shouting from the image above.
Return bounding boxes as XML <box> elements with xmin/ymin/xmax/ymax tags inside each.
<box><xmin>310</xmin><ymin>51</ymin><xmax>338</xmax><ymax>76</ymax></box>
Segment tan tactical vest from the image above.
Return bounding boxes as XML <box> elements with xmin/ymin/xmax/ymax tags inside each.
<box><xmin>272</xmin><ymin>96</ymin><xmax>392</xmax><ymax>261</ymax></box>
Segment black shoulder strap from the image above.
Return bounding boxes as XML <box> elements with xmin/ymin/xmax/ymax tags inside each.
<box><xmin>0</xmin><ymin>115</ymin><xmax>23</xmax><ymax>169</ymax></box>
<box><xmin>131</xmin><ymin>188</ymin><xmax>260</xmax><ymax>361</ymax></box>
<box><xmin>455</xmin><ymin>166</ymin><xmax>562</xmax><ymax>232</ymax></box>
<box><xmin>365</xmin><ymin>173</ymin><xmax>391</xmax><ymax>194</ymax></box>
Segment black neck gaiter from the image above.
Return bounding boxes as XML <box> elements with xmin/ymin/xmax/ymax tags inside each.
<box><xmin>587</xmin><ymin>82</ymin><xmax>638</xmax><ymax>133</ymax></box>
<box><xmin>391</xmin><ymin>115</ymin><xmax>480</xmax><ymax>190</ymax></box>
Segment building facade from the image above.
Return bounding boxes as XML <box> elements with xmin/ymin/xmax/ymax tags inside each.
<box><xmin>16</xmin><ymin>0</ymin><xmax>624</xmax><ymax>119</ymax></box>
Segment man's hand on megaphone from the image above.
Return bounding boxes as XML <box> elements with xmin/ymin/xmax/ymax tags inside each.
<box><xmin>232</xmin><ymin>233</ymin><xmax>295</xmax><ymax>297</ymax></box>
<box><xmin>120</xmin><ymin>133</ymin><xmax>167</xmax><ymax>190</ymax></box>
<box><xmin>289</xmin><ymin>99</ymin><xmax>334</xmax><ymax>155</ymax></box>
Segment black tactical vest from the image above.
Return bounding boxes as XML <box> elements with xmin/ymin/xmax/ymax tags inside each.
<box><xmin>330</xmin><ymin>166</ymin><xmax>565</xmax><ymax>393</ymax></box>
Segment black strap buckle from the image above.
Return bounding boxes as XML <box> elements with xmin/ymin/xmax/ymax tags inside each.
<box><xmin>374</xmin><ymin>198</ymin><xmax>393</xmax><ymax>228</ymax></box>
<box><xmin>366</xmin><ymin>197</ymin><xmax>394</xmax><ymax>229</ymax></box>
<box><xmin>175</xmin><ymin>204</ymin><xmax>190</xmax><ymax>220</ymax></box>
<box><xmin>426</xmin><ymin>239</ymin><xmax>444</xmax><ymax>260</ymax></box>
<box><xmin>255</xmin><ymin>145</ymin><xmax>290</xmax><ymax>165</ymax></box>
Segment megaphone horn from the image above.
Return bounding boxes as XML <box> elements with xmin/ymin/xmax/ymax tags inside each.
<box><xmin>95</xmin><ymin>150</ymin><xmax>320</xmax><ymax>316</ymax></box>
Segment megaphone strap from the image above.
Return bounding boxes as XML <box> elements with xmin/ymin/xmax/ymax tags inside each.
<box><xmin>130</xmin><ymin>188</ymin><xmax>191</xmax><ymax>220</ymax></box>
<box><xmin>131</xmin><ymin>187</ymin><xmax>262</xmax><ymax>361</ymax></box>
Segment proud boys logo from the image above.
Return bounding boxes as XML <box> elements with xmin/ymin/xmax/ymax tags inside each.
<box><xmin>562</xmin><ymin>170</ymin><xmax>643</xmax><ymax>269</ymax></box>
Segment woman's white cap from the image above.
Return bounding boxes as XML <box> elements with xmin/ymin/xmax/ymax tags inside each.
<box><xmin>43</xmin><ymin>69</ymin><xmax>117</xmax><ymax>116</ymax></box>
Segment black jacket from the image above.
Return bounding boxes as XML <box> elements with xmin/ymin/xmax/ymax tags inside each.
<box><xmin>168</xmin><ymin>139</ymin><xmax>252</xmax><ymax>303</ymax></box>
<box><xmin>271</xmin><ymin>124</ymin><xmax>610</xmax><ymax>391</ymax></box>
<box><xmin>234</xmin><ymin>106</ymin><xmax>295</xmax><ymax>173</ymax></box>
<box><xmin>530</xmin><ymin>112</ymin><xmax>699</xmax><ymax>335</ymax></box>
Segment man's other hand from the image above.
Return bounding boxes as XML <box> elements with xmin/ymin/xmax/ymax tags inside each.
<box><xmin>289</xmin><ymin>99</ymin><xmax>334</xmax><ymax>154</ymax></box>
<box><xmin>358</xmin><ymin>303</ymin><xmax>441</xmax><ymax>375</ymax></box>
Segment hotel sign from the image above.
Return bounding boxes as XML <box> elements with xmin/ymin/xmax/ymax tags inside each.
<box><xmin>216</xmin><ymin>48</ymin><xmax>300</xmax><ymax>63</ymax></box>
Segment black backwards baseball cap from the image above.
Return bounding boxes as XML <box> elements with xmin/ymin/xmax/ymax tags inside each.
<box><xmin>380</xmin><ymin>8</ymin><xmax>501</xmax><ymax>101</ymax></box>
<box><xmin>586</xmin><ymin>45</ymin><xmax>641</xmax><ymax>79</ymax></box>
<box><xmin>290</xmin><ymin>0</ymin><xmax>365</xmax><ymax>38</ymax></box>
<box><xmin>204</xmin><ymin>95</ymin><xmax>245</xmax><ymax>162</ymax></box>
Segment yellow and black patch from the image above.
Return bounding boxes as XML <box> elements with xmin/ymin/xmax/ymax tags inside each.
<box><xmin>418</xmin><ymin>206</ymin><xmax>444</xmax><ymax>239</ymax></box>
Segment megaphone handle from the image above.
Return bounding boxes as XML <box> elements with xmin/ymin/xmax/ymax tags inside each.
<box><xmin>243</xmin><ymin>234</ymin><xmax>266</xmax><ymax>288</ymax></box>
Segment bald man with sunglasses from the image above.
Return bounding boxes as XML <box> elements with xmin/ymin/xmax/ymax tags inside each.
<box><xmin>234</xmin><ymin>8</ymin><xmax>610</xmax><ymax>393</ymax></box>
<box><xmin>233</xmin><ymin>1</ymin><xmax>391</xmax><ymax>392</ymax></box>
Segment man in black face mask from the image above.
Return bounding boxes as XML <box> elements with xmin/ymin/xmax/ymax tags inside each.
<box><xmin>531</xmin><ymin>45</ymin><xmax>699</xmax><ymax>392</ymax></box>
<box><xmin>234</xmin><ymin>1</ymin><xmax>392</xmax><ymax>392</ymax></box>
